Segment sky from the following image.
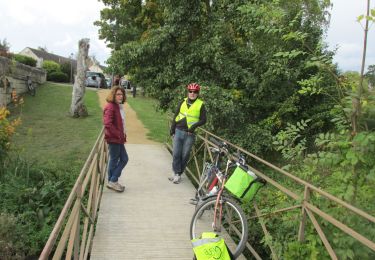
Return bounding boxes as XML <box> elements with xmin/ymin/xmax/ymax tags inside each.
<box><xmin>0</xmin><ymin>0</ymin><xmax>374</xmax><ymax>72</ymax></box>
<box><xmin>0</xmin><ymin>0</ymin><xmax>110</xmax><ymax>65</ymax></box>
<box><xmin>326</xmin><ymin>0</ymin><xmax>375</xmax><ymax>72</ymax></box>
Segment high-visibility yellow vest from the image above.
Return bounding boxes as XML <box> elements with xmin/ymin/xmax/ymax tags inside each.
<box><xmin>175</xmin><ymin>98</ymin><xmax>203</xmax><ymax>129</ymax></box>
<box><xmin>191</xmin><ymin>232</ymin><xmax>231</xmax><ymax>260</ymax></box>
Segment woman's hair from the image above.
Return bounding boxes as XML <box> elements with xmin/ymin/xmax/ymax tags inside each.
<box><xmin>106</xmin><ymin>86</ymin><xmax>126</xmax><ymax>104</ymax></box>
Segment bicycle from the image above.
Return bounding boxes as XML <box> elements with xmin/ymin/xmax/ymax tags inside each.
<box><xmin>190</xmin><ymin>139</ymin><xmax>246</xmax><ymax>207</ymax></box>
<box><xmin>190</xmin><ymin>137</ymin><xmax>267</xmax><ymax>258</ymax></box>
<box><xmin>190</xmin><ymin>138</ymin><xmax>250</xmax><ymax>258</ymax></box>
<box><xmin>26</xmin><ymin>76</ymin><xmax>36</xmax><ymax>96</ymax></box>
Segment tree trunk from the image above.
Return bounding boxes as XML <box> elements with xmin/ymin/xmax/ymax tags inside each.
<box><xmin>70</xmin><ymin>38</ymin><xmax>89</xmax><ymax>117</ymax></box>
<box><xmin>351</xmin><ymin>0</ymin><xmax>370</xmax><ymax>135</ymax></box>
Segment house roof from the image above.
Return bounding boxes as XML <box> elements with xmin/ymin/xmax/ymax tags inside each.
<box><xmin>28</xmin><ymin>47</ymin><xmax>74</xmax><ymax>65</ymax></box>
<box><xmin>25</xmin><ymin>47</ymin><xmax>107</xmax><ymax>73</ymax></box>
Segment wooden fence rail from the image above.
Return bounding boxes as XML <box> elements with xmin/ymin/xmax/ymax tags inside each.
<box><xmin>166</xmin><ymin>127</ymin><xmax>375</xmax><ymax>259</ymax></box>
<box><xmin>39</xmin><ymin>128</ymin><xmax>108</xmax><ymax>260</ymax></box>
<box><xmin>41</xmin><ymin>124</ymin><xmax>374</xmax><ymax>259</ymax></box>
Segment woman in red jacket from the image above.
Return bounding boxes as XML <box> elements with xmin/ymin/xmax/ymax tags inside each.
<box><xmin>103</xmin><ymin>86</ymin><xmax>128</xmax><ymax>192</ymax></box>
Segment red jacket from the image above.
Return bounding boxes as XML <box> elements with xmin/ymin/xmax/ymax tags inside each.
<box><xmin>103</xmin><ymin>102</ymin><xmax>125</xmax><ymax>144</ymax></box>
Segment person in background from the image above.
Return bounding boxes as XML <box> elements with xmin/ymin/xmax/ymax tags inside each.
<box><xmin>169</xmin><ymin>83</ymin><xmax>206</xmax><ymax>184</ymax></box>
<box><xmin>113</xmin><ymin>75</ymin><xmax>121</xmax><ymax>87</ymax></box>
<box><xmin>132</xmin><ymin>84</ymin><xmax>137</xmax><ymax>98</ymax></box>
<box><xmin>103</xmin><ymin>86</ymin><xmax>129</xmax><ymax>192</ymax></box>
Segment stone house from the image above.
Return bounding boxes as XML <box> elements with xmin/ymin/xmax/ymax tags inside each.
<box><xmin>19</xmin><ymin>47</ymin><xmax>107</xmax><ymax>77</ymax></box>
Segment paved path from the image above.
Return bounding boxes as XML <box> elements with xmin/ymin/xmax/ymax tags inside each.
<box><xmin>91</xmin><ymin>90</ymin><xmax>245</xmax><ymax>259</ymax></box>
<box><xmin>90</xmin><ymin>144</ymin><xmax>197</xmax><ymax>259</ymax></box>
<box><xmin>92</xmin><ymin>89</ymin><xmax>197</xmax><ymax>259</ymax></box>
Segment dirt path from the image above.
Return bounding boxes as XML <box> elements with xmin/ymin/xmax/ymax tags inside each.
<box><xmin>97</xmin><ymin>89</ymin><xmax>158</xmax><ymax>144</ymax></box>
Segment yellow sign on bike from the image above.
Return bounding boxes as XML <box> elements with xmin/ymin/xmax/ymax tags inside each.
<box><xmin>191</xmin><ymin>232</ymin><xmax>231</xmax><ymax>260</ymax></box>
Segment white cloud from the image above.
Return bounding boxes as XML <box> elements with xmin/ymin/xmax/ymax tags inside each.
<box><xmin>53</xmin><ymin>34</ymin><xmax>73</xmax><ymax>47</ymax></box>
<box><xmin>326</xmin><ymin>0</ymin><xmax>375</xmax><ymax>72</ymax></box>
<box><xmin>0</xmin><ymin>0</ymin><xmax>110</xmax><ymax>64</ymax></box>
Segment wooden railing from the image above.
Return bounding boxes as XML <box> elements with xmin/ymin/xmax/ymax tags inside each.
<box><xmin>166</xmin><ymin>128</ymin><xmax>375</xmax><ymax>259</ymax></box>
<box><xmin>39</xmin><ymin>128</ymin><xmax>108</xmax><ymax>260</ymax></box>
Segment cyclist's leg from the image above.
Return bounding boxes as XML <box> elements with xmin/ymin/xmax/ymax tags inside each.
<box><xmin>180</xmin><ymin>132</ymin><xmax>195</xmax><ymax>174</ymax></box>
<box><xmin>172</xmin><ymin>129</ymin><xmax>184</xmax><ymax>175</ymax></box>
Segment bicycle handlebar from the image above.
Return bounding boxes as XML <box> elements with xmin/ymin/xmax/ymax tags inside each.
<box><xmin>209</xmin><ymin>137</ymin><xmax>225</xmax><ymax>147</ymax></box>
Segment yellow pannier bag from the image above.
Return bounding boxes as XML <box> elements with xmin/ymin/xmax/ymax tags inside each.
<box><xmin>225</xmin><ymin>165</ymin><xmax>265</xmax><ymax>203</ymax></box>
<box><xmin>191</xmin><ymin>232</ymin><xmax>231</xmax><ymax>260</ymax></box>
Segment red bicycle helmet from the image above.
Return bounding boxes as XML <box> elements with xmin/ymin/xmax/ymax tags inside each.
<box><xmin>187</xmin><ymin>83</ymin><xmax>201</xmax><ymax>92</ymax></box>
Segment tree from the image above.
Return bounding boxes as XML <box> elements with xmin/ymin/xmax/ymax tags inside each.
<box><xmin>97</xmin><ymin>0</ymin><xmax>335</xmax><ymax>155</ymax></box>
<box><xmin>365</xmin><ymin>64</ymin><xmax>375</xmax><ymax>87</ymax></box>
<box><xmin>0</xmin><ymin>38</ymin><xmax>11</xmax><ymax>58</ymax></box>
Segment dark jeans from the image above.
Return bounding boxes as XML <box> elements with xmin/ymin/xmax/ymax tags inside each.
<box><xmin>172</xmin><ymin>129</ymin><xmax>195</xmax><ymax>176</ymax></box>
<box><xmin>108</xmin><ymin>143</ymin><xmax>129</xmax><ymax>182</ymax></box>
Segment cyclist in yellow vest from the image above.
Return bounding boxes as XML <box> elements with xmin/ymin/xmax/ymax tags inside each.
<box><xmin>169</xmin><ymin>83</ymin><xmax>207</xmax><ymax>184</ymax></box>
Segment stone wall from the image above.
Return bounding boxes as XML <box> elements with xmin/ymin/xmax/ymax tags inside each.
<box><xmin>0</xmin><ymin>56</ymin><xmax>46</xmax><ymax>107</ymax></box>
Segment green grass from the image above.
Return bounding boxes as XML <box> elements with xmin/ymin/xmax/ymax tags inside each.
<box><xmin>126</xmin><ymin>96</ymin><xmax>170</xmax><ymax>143</ymax></box>
<box><xmin>10</xmin><ymin>82</ymin><xmax>103</xmax><ymax>168</ymax></box>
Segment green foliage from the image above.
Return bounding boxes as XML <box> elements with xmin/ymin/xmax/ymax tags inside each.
<box><xmin>0</xmin><ymin>38</ymin><xmax>10</xmax><ymax>53</ymax></box>
<box><xmin>0</xmin><ymin>155</ymin><xmax>76</xmax><ymax>257</ymax></box>
<box><xmin>365</xmin><ymin>64</ymin><xmax>375</xmax><ymax>86</ymax></box>
<box><xmin>12</xmin><ymin>54</ymin><xmax>37</xmax><ymax>67</ymax></box>
<box><xmin>42</xmin><ymin>61</ymin><xmax>70</xmax><ymax>82</ymax></box>
<box><xmin>0</xmin><ymin>38</ymin><xmax>12</xmax><ymax>58</ymax></box>
<box><xmin>42</xmin><ymin>60</ymin><xmax>61</xmax><ymax>81</ymax></box>
<box><xmin>273</xmin><ymin>119</ymin><xmax>311</xmax><ymax>162</ymax></box>
<box><xmin>60</xmin><ymin>62</ymin><xmax>73</xmax><ymax>82</ymax></box>
<box><xmin>0</xmin><ymin>213</ymin><xmax>25</xmax><ymax>259</ymax></box>
<box><xmin>48</xmin><ymin>71</ymin><xmax>69</xmax><ymax>82</ymax></box>
<box><xmin>96</xmin><ymin>0</ymin><xmax>336</xmax><ymax>157</ymax></box>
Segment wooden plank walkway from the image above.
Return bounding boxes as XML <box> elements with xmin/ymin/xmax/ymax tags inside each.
<box><xmin>90</xmin><ymin>144</ymin><xmax>197</xmax><ymax>259</ymax></box>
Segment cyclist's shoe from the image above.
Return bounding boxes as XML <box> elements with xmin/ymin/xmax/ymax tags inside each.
<box><xmin>173</xmin><ymin>175</ymin><xmax>181</xmax><ymax>184</ymax></box>
<box><xmin>168</xmin><ymin>174</ymin><xmax>177</xmax><ymax>181</ymax></box>
<box><xmin>117</xmin><ymin>182</ymin><xmax>125</xmax><ymax>190</ymax></box>
<box><xmin>107</xmin><ymin>181</ymin><xmax>125</xmax><ymax>192</ymax></box>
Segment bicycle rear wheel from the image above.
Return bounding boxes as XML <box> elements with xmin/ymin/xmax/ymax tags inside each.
<box><xmin>190</xmin><ymin>196</ymin><xmax>248</xmax><ymax>258</ymax></box>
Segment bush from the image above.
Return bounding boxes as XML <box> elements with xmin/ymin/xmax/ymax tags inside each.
<box><xmin>12</xmin><ymin>54</ymin><xmax>37</xmax><ymax>67</ymax></box>
<box><xmin>0</xmin><ymin>213</ymin><xmax>25</xmax><ymax>260</ymax></box>
<box><xmin>0</xmin><ymin>108</ymin><xmax>20</xmax><ymax>163</ymax></box>
<box><xmin>0</xmin><ymin>156</ymin><xmax>77</xmax><ymax>258</ymax></box>
<box><xmin>60</xmin><ymin>62</ymin><xmax>73</xmax><ymax>81</ymax></box>
<box><xmin>47</xmin><ymin>71</ymin><xmax>69</xmax><ymax>82</ymax></box>
<box><xmin>42</xmin><ymin>60</ymin><xmax>61</xmax><ymax>75</ymax></box>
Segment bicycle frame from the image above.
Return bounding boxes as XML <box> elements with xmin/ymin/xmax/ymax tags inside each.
<box><xmin>213</xmin><ymin>159</ymin><xmax>231</xmax><ymax>231</ymax></box>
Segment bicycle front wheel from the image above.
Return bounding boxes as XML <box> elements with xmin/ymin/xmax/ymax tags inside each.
<box><xmin>190</xmin><ymin>196</ymin><xmax>248</xmax><ymax>258</ymax></box>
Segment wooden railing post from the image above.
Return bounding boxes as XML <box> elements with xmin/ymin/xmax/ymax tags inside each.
<box><xmin>73</xmin><ymin>182</ymin><xmax>82</xmax><ymax>259</ymax></box>
<box><xmin>298</xmin><ymin>186</ymin><xmax>310</xmax><ymax>242</ymax></box>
